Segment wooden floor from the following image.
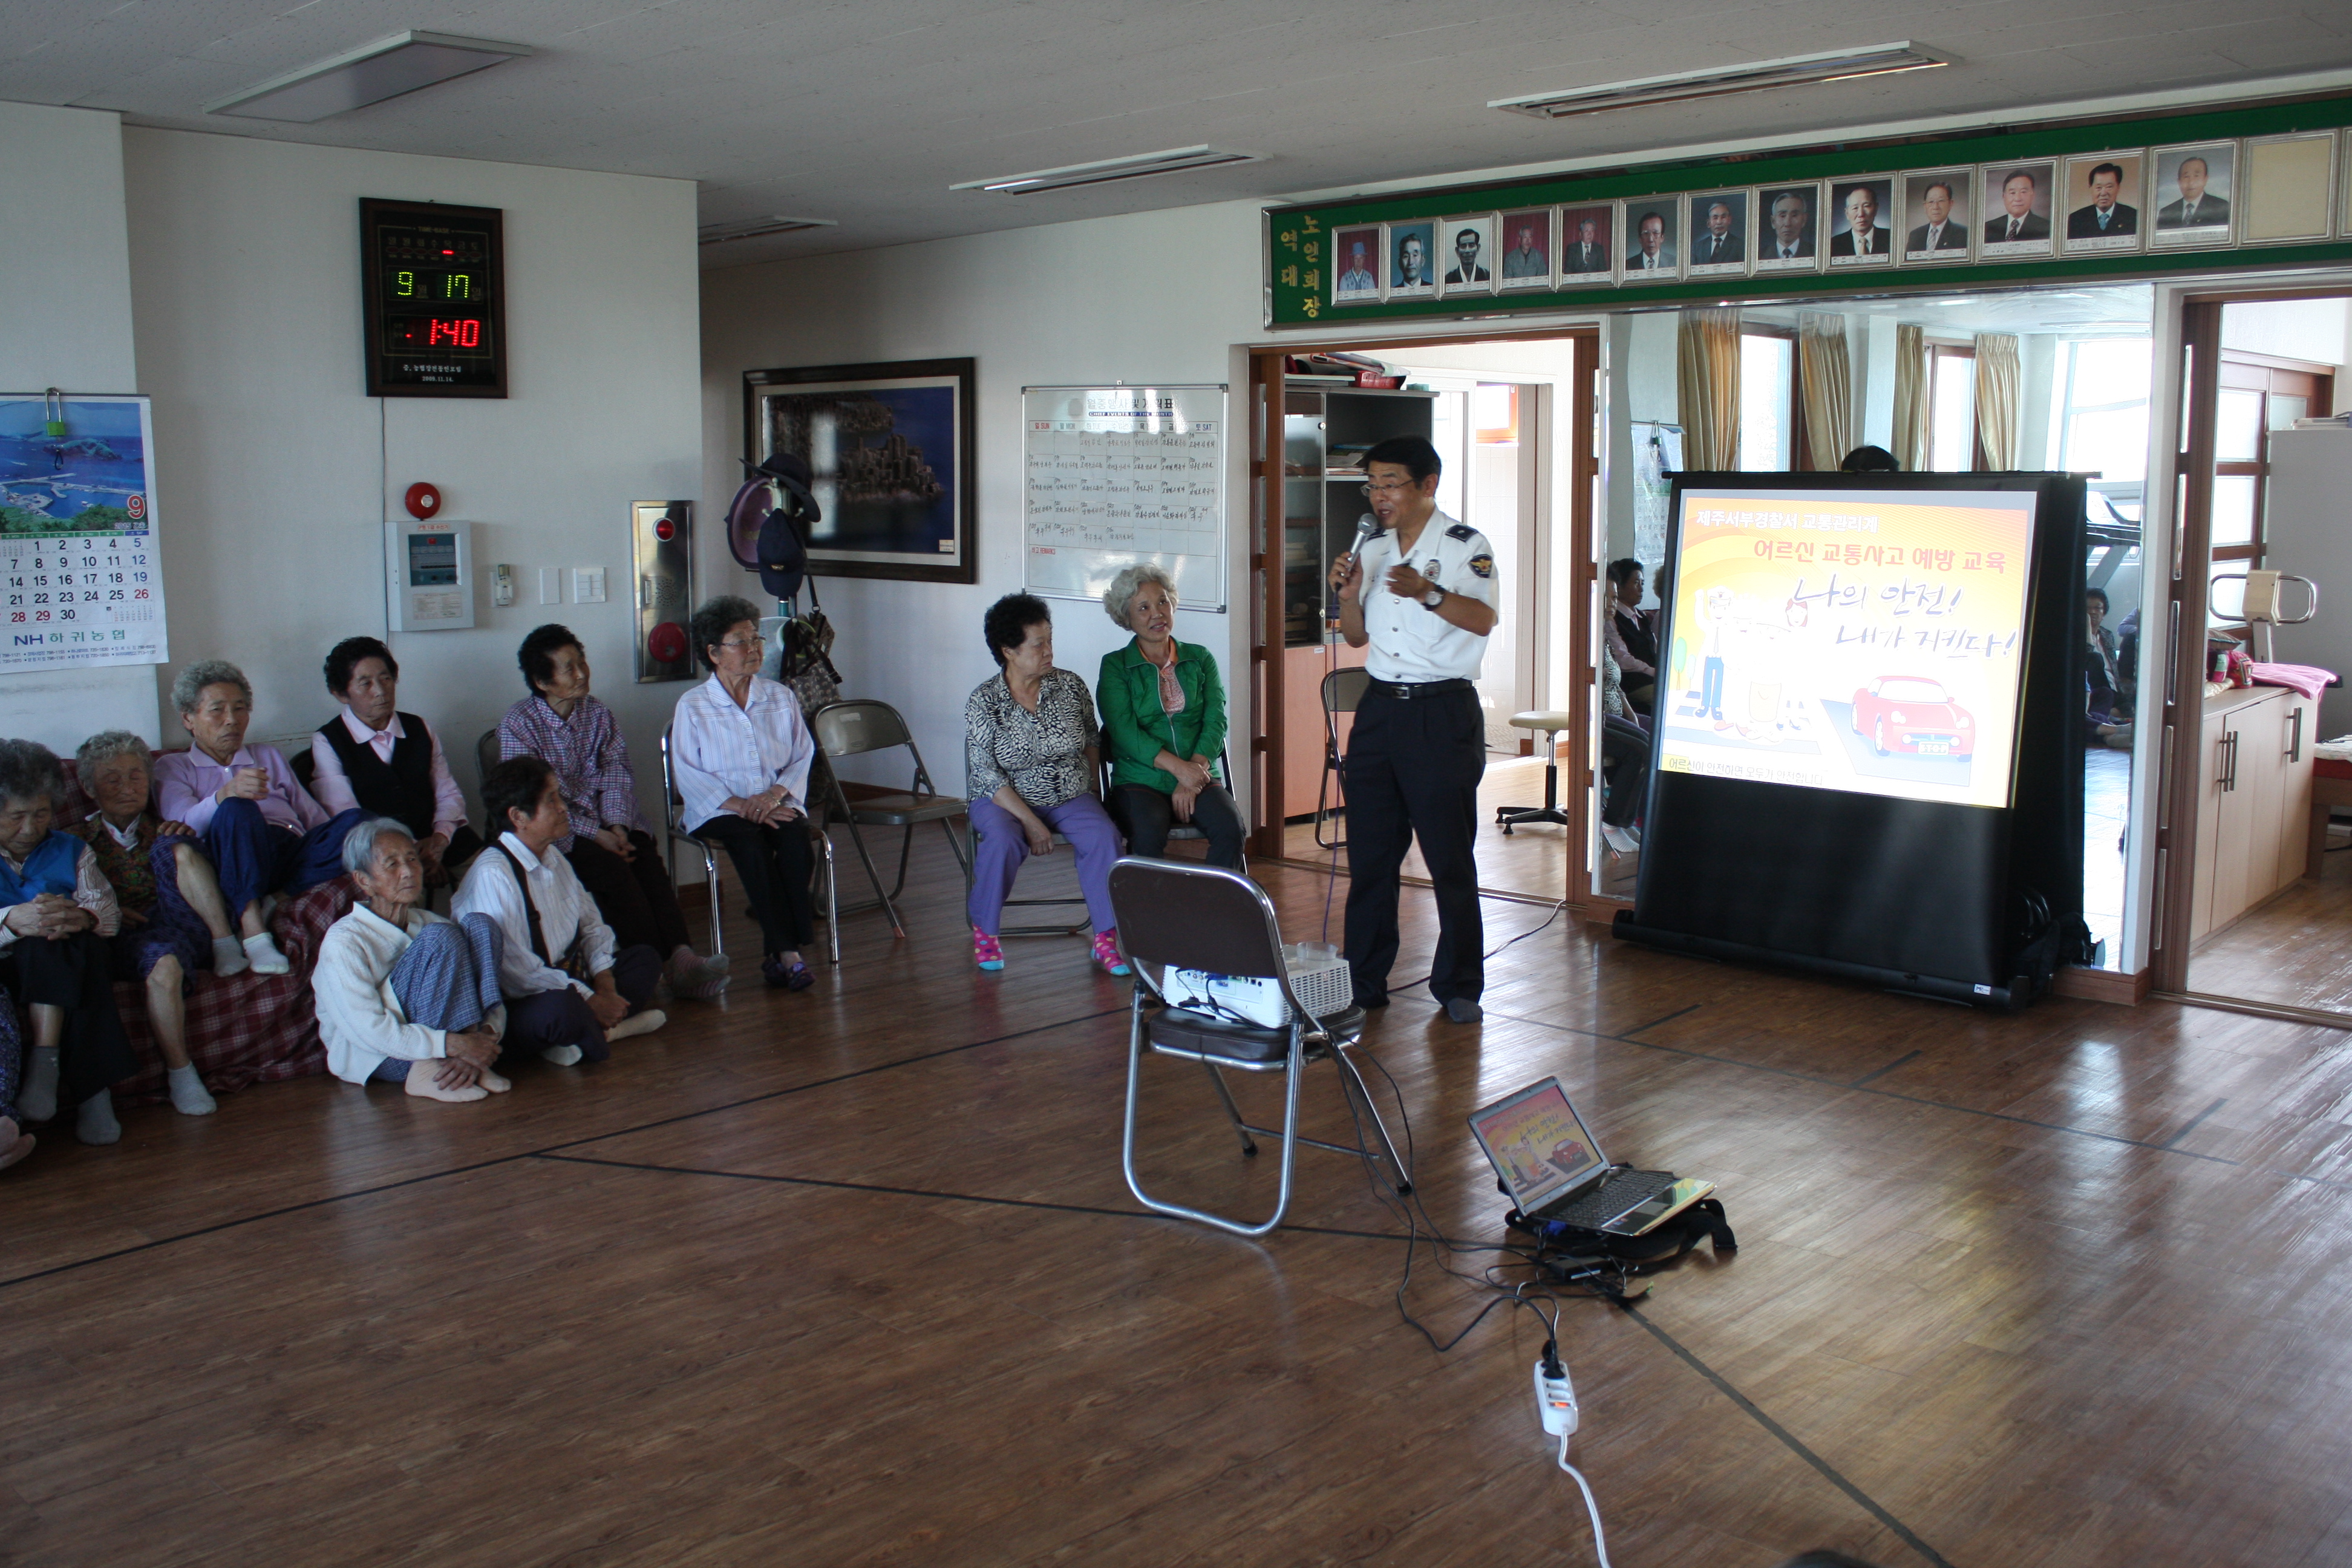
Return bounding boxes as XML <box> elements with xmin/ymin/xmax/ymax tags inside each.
<box><xmin>2190</xmin><ymin>819</ymin><xmax>2352</xmax><ymax>1014</ymax></box>
<box><xmin>8</xmin><ymin>822</ymin><xmax>2352</xmax><ymax>1567</ymax></box>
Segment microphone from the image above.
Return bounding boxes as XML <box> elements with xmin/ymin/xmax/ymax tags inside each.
<box><xmin>1330</xmin><ymin>514</ymin><xmax>1380</xmax><ymax>618</ymax></box>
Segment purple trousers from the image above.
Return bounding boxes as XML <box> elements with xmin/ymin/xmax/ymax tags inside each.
<box><xmin>967</xmin><ymin>794</ymin><xmax>1122</xmax><ymax>936</ymax></box>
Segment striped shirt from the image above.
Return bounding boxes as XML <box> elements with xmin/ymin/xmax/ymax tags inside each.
<box><xmin>669</xmin><ymin>674</ymin><xmax>815</xmax><ymax>833</ymax></box>
<box><xmin>498</xmin><ymin>694</ymin><xmax>642</xmax><ymax>852</ymax></box>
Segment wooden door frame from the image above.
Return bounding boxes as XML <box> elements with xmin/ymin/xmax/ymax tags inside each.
<box><xmin>2153</xmin><ymin>283</ymin><xmax>2352</xmax><ymax>997</ymax></box>
<box><xmin>1244</xmin><ymin>329</ymin><xmax>1602</xmax><ymax>904</ymax></box>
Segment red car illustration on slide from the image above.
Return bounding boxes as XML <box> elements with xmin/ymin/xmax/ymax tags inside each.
<box><xmin>1850</xmin><ymin>676</ymin><xmax>1975</xmax><ymax>757</ymax></box>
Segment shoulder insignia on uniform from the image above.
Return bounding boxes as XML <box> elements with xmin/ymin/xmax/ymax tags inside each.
<box><xmin>1446</xmin><ymin>523</ymin><xmax>1475</xmax><ymax>541</ymax></box>
<box><xmin>1468</xmin><ymin>554</ymin><xmax>1494</xmax><ymax>578</ymax></box>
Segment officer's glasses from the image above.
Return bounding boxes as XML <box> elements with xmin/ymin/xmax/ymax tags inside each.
<box><xmin>1361</xmin><ymin>480</ymin><xmax>1416</xmax><ymax>497</ymax></box>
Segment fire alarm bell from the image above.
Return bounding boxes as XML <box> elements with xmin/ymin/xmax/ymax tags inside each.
<box><xmin>405</xmin><ymin>482</ymin><xmax>443</xmax><ymax>520</ymax></box>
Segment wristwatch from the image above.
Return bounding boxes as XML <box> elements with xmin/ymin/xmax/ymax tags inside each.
<box><xmin>1419</xmin><ymin>584</ymin><xmax>1446</xmax><ymax>610</ymax></box>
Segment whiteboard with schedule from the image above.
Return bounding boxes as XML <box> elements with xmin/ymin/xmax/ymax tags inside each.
<box><xmin>1021</xmin><ymin>385</ymin><xmax>1227</xmax><ymax>610</ymax></box>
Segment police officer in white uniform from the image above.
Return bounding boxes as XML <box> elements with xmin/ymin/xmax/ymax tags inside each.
<box><xmin>1328</xmin><ymin>436</ymin><xmax>1498</xmax><ymax>1023</ymax></box>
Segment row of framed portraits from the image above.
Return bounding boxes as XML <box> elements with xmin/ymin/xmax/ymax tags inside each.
<box><xmin>1327</xmin><ymin>129</ymin><xmax>2352</xmax><ymax>307</ymax></box>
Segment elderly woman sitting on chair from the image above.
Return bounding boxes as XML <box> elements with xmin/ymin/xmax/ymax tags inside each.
<box><xmin>1096</xmin><ymin>563</ymin><xmax>1244</xmax><ymax>870</ymax></box>
<box><xmin>670</xmin><ymin>596</ymin><xmax>819</xmax><ymax>993</ymax></box>
<box><xmin>964</xmin><ymin>593</ymin><xmax>1127</xmax><ymax>976</ymax></box>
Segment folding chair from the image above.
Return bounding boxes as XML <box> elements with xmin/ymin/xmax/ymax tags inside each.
<box><xmin>968</xmin><ymin>767</ymin><xmax>1091</xmax><ymax>940</ymax></box>
<box><xmin>1315</xmin><ymin>667</ymin><xmax>1373</xmax><ymax>850</ymax></box>
<box><xmin>1112</xmin><ymin>857</ymin><xmax>1410</xmax><ymax>1237</ymax></box>
<box><xmin>806</xmin><ymin>699</ymin><xmax>972</xmax><ymax>939</ymax></box>
<box><xmin>658</xmin><ymin>727</ymin><xmax>726</xmax><ymax>958</ymax></box>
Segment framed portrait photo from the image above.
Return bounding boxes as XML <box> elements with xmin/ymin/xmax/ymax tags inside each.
<box><xmin>1496</xmin><ymin>208</ymin><xmax>1555</xmax><ymax>290</ymax></box>
<box><xmin>1979</xmin><ymin>161</ymin><xmax>2056</xmax><ymax>258</ymax></box>
<box><xmin>1756</xmin><ymin>182</ymin><xmax>1823</xmax><ymax>272</ymax></box>
<box><xmin>743</xmin><ymin>357</ymin><xmax>977</xmax><ymax>585</ymax></box>
<box><xmin>1826</xmin><ymin>175</ymin><xmax>1896</xmax><ymax>267</ymax></box>
<box><xmin>1388</xmin><ymin>220</ymin><xmax>1437</xmax><ymax>298</ymax></box>
<box><xmin>1331</xmin><ymin>225</ymin><xmax>1385</xmax><ymax>304</ymax></box>
<box><xmin>2059</xmin><ymin>152</ymin><xmax>2146</xmax><ymax>255</ymax></box>
<box><xmin>2241</xmin><ymin>132</ymin><xmax>2337</xmax><ymax>244</ymax></box>
<box><xmin>1438</xmin><ymin>213</ymin><xmax>1500</xmax><ymax>297</ymax></box>
<box><xmin>2150</xmin><ymin>142</ymin><xmax>2236</xmax><ymax>249</ymax></box>
<box><xmin>1557</xmin><ymin>204</ymin><xmax>1616</xmax><ymax>284</ymax></box>
<box><xmin>1621</xmin><ymin>198</ymin><xmax>1681</xmax><ymax>283</ymax></box>
<box><xmin>1686</xmin><ymin>189</ymin><xmax>1750</xmax><ymax>276</ymax></box>
<box><xmin>1901</xmin><ymin>169</ymin><xmax>1973</xmax><ymax>263</ymax></box>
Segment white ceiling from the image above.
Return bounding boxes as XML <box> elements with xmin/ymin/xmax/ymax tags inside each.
<box><xmin>4</xmin><ymin>1</ymin><xmax>2348</xmax><ymax>270</ymax></box>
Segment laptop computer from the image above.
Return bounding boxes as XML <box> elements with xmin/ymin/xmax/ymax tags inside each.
<box><xmin>1467</xmin><ymin>1076</ymin><xmax>1713</xmax><ymax>1236</ymax></box>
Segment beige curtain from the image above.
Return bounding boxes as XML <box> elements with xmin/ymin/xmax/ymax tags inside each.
<box><xmin>1676</xmin><ymin>307</ymin><xmax>1742</xmax><ymax>470</ymax></box>
<box><xmin>1890</xmin><ymin>324</ymin><xmax>1929</xmax><ymax>471</ymax></box>
<box><xmin>1973</xmin><ymin>332</ymin><xmax>2022</xmax><ymax>469</ymax></box>
<box><xmin>1797</xmin><ymin>313</ymin><xmax>1852</xmax><ymax>470</ymax></box>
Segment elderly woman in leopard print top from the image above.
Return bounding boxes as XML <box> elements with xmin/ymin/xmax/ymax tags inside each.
<box><xmin>962</xmin><ymin>593</ymin><xmax>1128</xmax><ymax>976</ymax></box>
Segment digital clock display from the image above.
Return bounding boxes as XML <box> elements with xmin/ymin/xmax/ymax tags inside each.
<box><xmin>359</xmin><ymin>198</ymin><xmax>507</xmax><ymax>398</ymax></box>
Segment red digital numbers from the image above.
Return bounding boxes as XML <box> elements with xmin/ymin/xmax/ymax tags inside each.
<box><xmin>428</xmin><ymin>318</ymin><xmax>483</xmax><ymax>347</ymax></box>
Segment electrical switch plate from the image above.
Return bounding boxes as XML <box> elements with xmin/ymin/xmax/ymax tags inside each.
<box><xmin>573</xmin><ymin>567</ymin><xmax>607</xmax><ymax>604</ymax></box>
<box><xmin>492</xmin><ymin>564</ymin><xmax>516</xmax><ymax>608</ymax></box>
<box><xmin>539</xmin><ymin>567</ymin><xmax>562</xmax><ymax>604</ymax></box>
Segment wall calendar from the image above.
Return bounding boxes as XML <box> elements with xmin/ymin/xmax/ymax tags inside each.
<box><xmin>0</xmin><ymin>393</ymin><xmax>166</xmax><ymax>671</ymax></box>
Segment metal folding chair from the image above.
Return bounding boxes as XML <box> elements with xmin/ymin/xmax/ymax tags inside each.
<box><xmin>1315</xmin><ymin>667</ymin><xmax>1373</xmax><ymax>849</ymax></box>
<box><xmin>1112</xmin><ymin>857</ymin><xmax>1410</xmax><ymax>1236</ymax></box>
<box><xmin>806</xmin><ymin>699</ymin><xmax>972</xmax><ymax>939</ymax></box>
<box><xmin>967</xmin><ymin>765</ymin><xmax>1091</xmax><ymax>940</ymax></box>
<box><xmin>658</xmin><ymin>727</ymin><xmax>726</xmax><ymax>958</ymax></box>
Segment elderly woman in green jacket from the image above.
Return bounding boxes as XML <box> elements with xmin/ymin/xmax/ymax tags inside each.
<box><xmin>1097</xmin><ymin>563</ymin><xmax>1244</xmax><ymax>869</ymax></box>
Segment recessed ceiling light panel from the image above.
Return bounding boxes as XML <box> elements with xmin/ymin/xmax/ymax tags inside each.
<box><xmin>1491</xmin><ymin>43</ymin><xmax>1945</xmax><ymax>120</ymax></box>
<box><xmin>205</xmin><ymin>30</ymin><xmax>533</xmax><ymax>123</ymax></box>
<box><xmin>951</xmin><ymin>145</ymin><xmax>1263</xmax><ymax>194</ymax></box>
<box><xmin>697</xmin><ymin>215</ymin><xmax>840</xmax><ymax>246</ymax></box>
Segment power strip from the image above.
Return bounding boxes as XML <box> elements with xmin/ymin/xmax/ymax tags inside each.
<box><xmin>1532</xmin><ymin>1349</ymin><xmax>1612</xmax><ymax>1566</ymax></box>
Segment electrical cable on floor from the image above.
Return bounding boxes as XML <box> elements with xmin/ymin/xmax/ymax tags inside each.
<box><xmin>1557</xmin><ymin>1437</ymin><xmax>1614</xmax><ymax>1568</ymax></box>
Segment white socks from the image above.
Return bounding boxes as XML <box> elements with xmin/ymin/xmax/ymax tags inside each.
<box><xmin>76</xmin><ymin>1089</ymin><xmax>119</xmax><ymax>1145</ymax></box>
<box><xmin>20</xmin><ymin>1046</ymin><xmax>59</xmax><ymax>1123</ymax></box>
<box><xmin>212</xmin><ymin>935</ymin><xmax>250</xmax><ymax>977</ymax></box>
<box><xmin>243</xmin><ymin>933</ymin><xmax>292</xmax><ymax>976</ymax></box>
<box><xmin>168</xmin><ymin>1063</ymin><xmax>217</xmax><ymax>1116</ymax></box>
<box><xmin>540</xmin><ymin>1044</ymin><xmax>583</xmax><ymax>1066</ymax></box>
<box><xmin>606</xmin><ymin>1008</ymin><xmax>666</xmax><ymax>1042</ymax></box>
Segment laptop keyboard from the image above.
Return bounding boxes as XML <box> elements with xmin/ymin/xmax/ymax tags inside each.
<box><xmin>1548</xmin><ymin>1169</ymin><xmax>1677</xmax><ymax>1230</ymax></box>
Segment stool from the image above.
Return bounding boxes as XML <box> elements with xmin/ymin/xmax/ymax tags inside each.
<box><xmin>1497</xmin><ymin>710</ymin><xmax>1574</xmax><ymax>834</ymax></box>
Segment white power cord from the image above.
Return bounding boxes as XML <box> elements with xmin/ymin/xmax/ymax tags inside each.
<box><xmin>1556</xmin><ymin>1435</ymin><xmax>1613</xmax><ymax>1567</ymax></box>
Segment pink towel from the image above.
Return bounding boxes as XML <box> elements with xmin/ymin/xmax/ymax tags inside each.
<box><xmin>2249</xmin><ymin>661</ymin><xmax>2337</xmax><ymax>700</ymax></box>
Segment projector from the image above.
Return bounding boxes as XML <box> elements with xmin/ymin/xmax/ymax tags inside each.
<box><xmin>1166</xmin><ymin>942</ymin><xmax>1353</xmax><ymax>1027</ymax></box>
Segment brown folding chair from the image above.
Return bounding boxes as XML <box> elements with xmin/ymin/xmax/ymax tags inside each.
<box><xmin>806</xmin><ymin>699</ymin><xmax>972</xmax><ymax>940</ymax></box>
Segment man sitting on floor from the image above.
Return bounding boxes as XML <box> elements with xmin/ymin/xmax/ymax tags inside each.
<box><xmin>452</xmin><ymin>756</ymin><xmax>665</xmax><ymax>1069</ymax></box>
<box><xmin>154</xmin><ymin>659</ymin><xmax>368</xmax><ymax>975</ymax></box>
<box><xmin>308</xmin><ymin>636</ymin><xmax>483</xmax><ymax>886</ymax></box>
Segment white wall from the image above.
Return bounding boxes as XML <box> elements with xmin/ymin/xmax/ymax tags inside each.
<box><xmin>122</xmin><ymin>129</ymin><xmax>701</xmax><ymax>808</ymax></box>
<box><xmin>699</xmin><ymin>202</ymin><xmax>1264</xmax><ymax>802</ymax></box>
<box><xmin>2223</xmin><ymin>297</ymin><xmax>2352</xmax><ymax>369</ymax></box>
<box><xmin>0</xmin><ymin>103</ymin><xmax>163</xmax><ymax>748</ymax></box>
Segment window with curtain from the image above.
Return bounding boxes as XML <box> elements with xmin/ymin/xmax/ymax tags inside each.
<box><xmin>2212</xmin><ymin>353</ymin><xmax>2334</xmax><ymax>563</ymax></box>
<box><xmin>1739</xmin><ymin>330</ymin><xmax>1796</xmax><ymax>471</ymax></box>
<box><xmin>1927</xmin><ymin>342</ymin><xmax>1976</xmax><ymax>472</ymax></box>
<box><xmin>2052</xmin><ymin>337</ymin><xmax>2153</xmax><ymax>523</ymax></box>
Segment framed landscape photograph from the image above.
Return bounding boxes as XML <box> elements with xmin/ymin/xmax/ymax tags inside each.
<box><xmin>743</xmin><ymin>358</ymin><xmax>978</xmax><ymax>584</ymax></box>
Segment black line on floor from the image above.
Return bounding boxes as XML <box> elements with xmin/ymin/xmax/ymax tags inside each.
<box><xmin>1622</xmin><ymin>1306</ymin><xmax>1956</xmax><ymax>1568</ymax></box>
<box><xmin>0</xmin><ymin>1002</ymin><xmax>1132</xmax><ymax>1295</ymax></box>
<box><xmin>1849</xmin><ymin>1050</ymin><xmax>1924</xmax><ymax>1088</ymax></box>
<box><xmin>1619</xmin><ymin>1003</ymin><xmax>1700</xmax><ymax>1038</ymax></box>
<box><xmin>2163</xmin><ymin>1097</ymin><xmax>2228</xmax><ymax>1150</ymax></box>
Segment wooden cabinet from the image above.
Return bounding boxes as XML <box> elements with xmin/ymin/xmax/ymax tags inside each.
<box><xmin>2190</xmin><ymin>685</ymin><xmax>2319</xmax><ymax>944</ymax></box>
<box><xmin>1282</xmin><ymin>640</ymin><xmax>1368</xmax><ymax>820</ymax></box>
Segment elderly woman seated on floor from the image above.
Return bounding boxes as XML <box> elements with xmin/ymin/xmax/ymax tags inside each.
<box><xmin>69</xmin><ymin>730</ymin><xmax>260</xmax><ymax>1118</ymax></box>
<box><xmin>0</xmin><ymin>739</ymin><xmax>141</xmax><ymax>1146</ymax></box>
<box><xmin>315</xmin><ymin>817</ymin><xmax>512</xmax><ymax>1104</ymax></box>
<box><xmin>499</xmin><ymin>622</ymin><xmax>727</xmax><ymax>998</ymax></box>
<box><xmin>453</xmin><ymin>756</ymin><xmax>666</xmax><ymax>1068</ymax></box>
<box><xmin>308</xmin><ymin>636</ymin><xmax>483</xmax><ymax>884</ymax></box>
<box><xmin>154</xmin><ymin>659</ymin><xmax>367</xmax><ymax>976</ymax></box>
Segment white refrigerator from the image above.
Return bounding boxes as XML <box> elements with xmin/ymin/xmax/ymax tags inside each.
<box><xmin>2262</xmin><ymin>426</ymin><xmax>2352</xmax><ymax>739</ymax></box>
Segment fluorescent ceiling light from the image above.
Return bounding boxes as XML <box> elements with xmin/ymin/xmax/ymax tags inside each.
<box><xmin>1491</xmin><ymin>43</ymin><xmax>1944</xmax><ymax>120</ymax></box>
<box><xmin>952</xmin><ymin>145</ymin><xmax>1262</xmax><ymax>194</ymax></box>
<box><xmin>205</xmin><ymin>30</ymin><xmax>532</xmax><ymax>123</ymax></box>
<box><xmin>698</xmin><ymin>215</ymin><xmax>840</xmax><ymax>247</ymax></box>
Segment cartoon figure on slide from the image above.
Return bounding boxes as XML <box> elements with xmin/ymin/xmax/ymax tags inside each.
<box><xmin>1686</xmin><ymin>588</ymin><xmax>1817</xmax><ymax>743</ymax></box>
<box><xmin>1850</xmin><ymin>675</ymin><xmax>1976</xmax><ymax>757</ymax></box>
<box><xmin>1694</xmin><ymin>586</ymin><xmax>1732</xmax><ymax>721</ymax></box>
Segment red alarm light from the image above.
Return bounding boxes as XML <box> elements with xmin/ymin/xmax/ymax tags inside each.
<box><xmin>403</xmin><ymin>482</ymin><xmax>442</xmax><ymax>520</ymax></box>
<box><xmin>648</xmin><ymin>622</ymin><xmax>688</xmax><ymax>665</ymax></box>
<box><xmin>655</xmin><ymin>518</ymin><xmax>677</xmax><ymax>541</ymax></box>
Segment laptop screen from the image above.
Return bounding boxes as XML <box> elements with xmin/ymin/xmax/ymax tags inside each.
<box><xmin>1468</xmin><ymin>1077</ymin><xmax>1607</xmax><ymax>1214</ymax></box>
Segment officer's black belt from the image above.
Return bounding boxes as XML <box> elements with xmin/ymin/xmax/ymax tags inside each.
<box><xmin>1363</xmin><ymin>678</ymin><xmax>1475</xmax><ymax>701</ymax></box>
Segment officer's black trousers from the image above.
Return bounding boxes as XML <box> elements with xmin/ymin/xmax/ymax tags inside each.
<box><xmin>1341</xmin><ymin>684</ymin><xmax>1486</xmax><ymax>1005</ymax></box>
